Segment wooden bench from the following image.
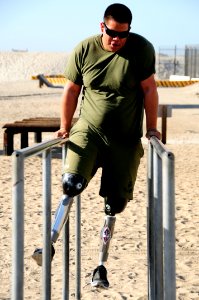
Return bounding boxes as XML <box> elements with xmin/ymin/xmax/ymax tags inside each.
<box><xmin>3</xmin><ymin>104</ymin><xmax>198</xmax><ymax>155</ymax></box>
<box><xmin>2</xmin><ymin>107</ymin><xmax>171</xmax><ymax>156</ymax></box>
<box><xmin>2</xmin><ymin>117</ymin><xmax>78</xmax><ymax>155</ymax></box>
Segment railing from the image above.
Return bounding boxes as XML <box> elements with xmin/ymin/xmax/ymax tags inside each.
<box><xmin>147</xmin><ymin>136</ymin><xmax>176</xmax><ymax>300</ymax></box>
<box><xmin>11</xmin><ymin>135</ymin><xmax>176</xmax><ymax>299</ymax></box>
<box><xmin>11</xmin><ymin>138</ymin><xmax>81</xmax><ymax>300</ymax></box>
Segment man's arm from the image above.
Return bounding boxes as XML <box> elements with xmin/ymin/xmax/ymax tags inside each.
<box><xmin>56</xmin><ymin>80</ymin><xmax>82</xmax><ymax>138</ymax></box>
<box><xmin>140</xmin><ymin>74</ymin><xmax>161</xmax><ymax>139</ymax></box>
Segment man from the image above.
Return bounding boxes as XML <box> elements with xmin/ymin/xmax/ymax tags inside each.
<box><xmin>33</xmin><ymin>3</ymin><xmax>160</xmax><ymax>288</ymax></box>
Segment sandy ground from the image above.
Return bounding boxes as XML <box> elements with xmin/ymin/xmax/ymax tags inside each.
<box><xmin>0</xmin><ymin>54</ymin><xmax>199</xmax><ymax>299</ymax></box>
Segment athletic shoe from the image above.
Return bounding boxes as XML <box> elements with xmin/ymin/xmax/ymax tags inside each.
<box><xmin>91</xmin><ymin>265</ymin><xmax>109</xmax><ymax>288</ymax></box>
<box><xmin>32</xmin><ymin>244</ymin><xmax>55</xmax><ymax>266</ymax></box>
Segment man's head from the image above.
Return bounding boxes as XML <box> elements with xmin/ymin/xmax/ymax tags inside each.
<box><xmin>100</xmin><ymin>3</ymin><xmax>132</xmax><ymax>52</ymax></box>
<box><xmin>104</xmin><ymin>3</ymin><xmax>132</xmax><ymax>25</ymax></box>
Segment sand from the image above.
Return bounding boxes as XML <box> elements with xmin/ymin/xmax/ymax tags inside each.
<box><xmin>0</xmin><ymin>52</ymin><xmax>199</xmax><ymax>299</ymax></box>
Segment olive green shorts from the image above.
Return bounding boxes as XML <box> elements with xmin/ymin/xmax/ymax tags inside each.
<box><xmin>64</xmin><ymin>119</ymin><xmax>144</xmax><ymax>200</ymax></box>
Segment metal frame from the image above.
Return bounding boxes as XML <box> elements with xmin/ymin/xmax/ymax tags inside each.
<box><xmin>147</xmin><ymin>136</ymin><xmax>176</xmax><ymax>300</ymax></box>
<box><xmin>11</xmin><ymin>135</ymin><xmax>176</xmax><ymax>299</ymax></box>
<box><xmin>11</xmin><ymin>138</ymin><xmax>81</xmax><ymax>300</ymax></box>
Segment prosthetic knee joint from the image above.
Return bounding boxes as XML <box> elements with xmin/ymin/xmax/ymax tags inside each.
<box><xmin>51</xmin><ymin>173</ymin><xmax>87</xmax><ymax>243</ymax></box>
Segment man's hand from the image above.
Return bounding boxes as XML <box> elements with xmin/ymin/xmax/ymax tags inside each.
<box><xmin>54</xmin><ymin>128</ymin><xmax>69</xmax><ymax>138</ymax></box>
<box><xmin>146</xmin><ymin>128</ymin><xmax>161</xmax><ymax>140</ymax></box>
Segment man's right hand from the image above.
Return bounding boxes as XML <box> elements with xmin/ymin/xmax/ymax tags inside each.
<box><xmin>55</xmin><ymin>128</ymin><xmax>69</xmax><ymax>138</ymax></box>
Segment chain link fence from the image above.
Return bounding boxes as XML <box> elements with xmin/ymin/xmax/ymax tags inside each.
<box><xmin>156</xmin><ymin>45</ymin><xmax>199</xmax><ymax>80</ymax></box>
<box><xmin>156</xmin><ymin>46</ymin><xmax>185</xmax><ymax>80</ymax></box>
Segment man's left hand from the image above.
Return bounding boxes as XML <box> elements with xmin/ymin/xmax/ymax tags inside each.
<box><xmin>146</xmin><ymin>129</ymin><xmax>161</xmax><ymax>140</ymax></box>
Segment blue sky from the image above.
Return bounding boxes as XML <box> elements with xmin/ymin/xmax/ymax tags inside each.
<box><xmin>1</xmin><ymin>0</ymin><xmax>199</xmax><ymax>52</ymax></box>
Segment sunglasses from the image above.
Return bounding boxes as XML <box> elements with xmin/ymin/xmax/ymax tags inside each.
<box><xmin>103</xmin><ymin>22</ymin><xmax>130</xmax><ymax>39</ymax></box>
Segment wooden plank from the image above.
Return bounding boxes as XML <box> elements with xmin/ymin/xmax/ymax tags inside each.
<box><xmin>2</xmin><ymin>117</ymin><xmax>78</xmax><ymax>155</ymax></box>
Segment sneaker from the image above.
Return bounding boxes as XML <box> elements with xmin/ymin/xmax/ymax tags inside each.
<box><xmin>32</xmin><ymin>244</ymin><xmax>55</xmax><ymax>266</ymax></box>
<box><xmin>91</xmin><ymin>265</ymin><xmax>109</xmax><ymax>288</ymax></box>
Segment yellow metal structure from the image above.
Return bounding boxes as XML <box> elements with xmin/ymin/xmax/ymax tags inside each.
<box><xmin>32</xmin><ymin>74</ymin><xmax>199</xmax><ymax>88</ymax></box>
<box><xmin>156</xmin><ymin>80</ymin><xmax>199</xmax><ymax>87</ymax></box>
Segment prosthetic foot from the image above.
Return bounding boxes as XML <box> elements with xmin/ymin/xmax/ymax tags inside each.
<box><xmin>91</xmin><ymin>215</ymin><xmax>116</xmax><ymax>288</ymax></box>
<box><xmin>91</xmin><ymin>265</ymin><xmax>109</xmax><ymax>288</ymax></box>
<box><xmin>32</xmin><ymin>243</ymin><xmax>55</xmax><ymax>266</ymax></box>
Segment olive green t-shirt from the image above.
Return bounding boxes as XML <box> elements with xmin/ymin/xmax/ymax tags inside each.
<box><xmin>65</xmin><ymin>33</ymin><xmax>155</xmax><ymax>142</ymax></box>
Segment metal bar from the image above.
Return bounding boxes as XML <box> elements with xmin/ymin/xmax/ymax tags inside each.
<box><xmin>147</xmin><ymin>142</ymin><xmax>155</xmax><ymax>300</ymax></box>
<box><xmin>153</xmin><ymin>151</ymin><xmax>163</xmax><ymax>299</ymax></box>
<box><xmin>171</xmin><ymin>104</ymin><xmax>199</xmax><ymax>109</ymax></box>
<box><xmin>150</xmin><ymin>137</ymin><xmax>172</xmax><ymax>158</ymax></box>
<box><xmin>62</xmin><ymin>142</ymin><xmax>70</xmax><ymax>300</ymax></box>
<box><xmin>62</xmin><ymin>143</ymin><xmax>67</xmax><ymax>169</ymax></box>
<box><xmin>75</xmin><ymin>195</ymin><xmax>81</xmax><ymax>300</ymax></box>
<box><xmin>63</xmin><ymin>220</ymin><xmax>70</xmax><ymax>300</ymax></box>
<box><xmin>147</xmin><ymin>137</ymin><xmax>176</xmax><ymax>300</ymax></box>
<box><xmin>162</xmin><ymin>153</ymin><xmax>176</xmax><ymax>300</ymax></box>
<box><xmin>12</xmin><ymin>152</ymin><xmax>25</xmax><ymax>300</ymax></box>
<box><xmin>16</xmin><ymin>137</ymin><xmax>67</xmax><ymax>158</ymax></box>
<box><xmin>42</xmin><ymin>149</ymin><xmax>52</xmax><ymax>300</ymax></box>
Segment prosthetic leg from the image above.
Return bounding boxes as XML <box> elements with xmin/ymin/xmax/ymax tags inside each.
<box><xmin>91</xmin><ymin>215</ymin><xmax>116</xmax><ymax>288</ymax></box>
<box><xmin>32</xmin><ymin>194</ymin><xmax>74</xmax><ymax>266</ymax></box>
<box><xmin>32</xmin><ymin>173</ymin><xmax>87</xmax><ymax>266</ymax></box>
<box><xmin>99</xmin><ymin>215</ymin><xmax>116</xmax><ymax>265</ymax></box>
<box><xmin>98</xmin><ymin>195</ymin><xmax>128</xmax><ymax>266</ymax></box>
<box><xmin>51</xmin><ymin>194</ymin><xmax>74</xmax><ymax>243</ymax></box>
<box><xmin>91</xmin><ymin>196</ymin><xmax>128</xmax><ymax>288</ymax></box>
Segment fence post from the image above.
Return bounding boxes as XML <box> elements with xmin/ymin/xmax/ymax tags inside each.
<box><xmin>162</xmin><ymin>153</ymin><xmax>176</xmax><ymax>299</ymax></box>
<box><xmin>12</xmin><ymin>152</ymin><xmax>25</xmax><ymax>300</ymax></box>
<box><xmin>153</xmin><ymin>148</ymin><xmax>163</xmax><ymax>299</ymax></box>
<box><xmin>42</xmin><ymin>149</ymin><xmax>52</xmax><ymax>300</ymax></box>
<box><xmin>75</xmin><ymin>195</ymin><xmax>81</xmax><ymax>300</ymax></box>
<box><xmin>147</xmin><ymin>137</ymin><xmax>176</xmax><ymax>300</ymax></box>
<box><xmin>62</xmin><ymin>142</ymin><xmax>70</xmax><ymax>300</ymax></box>
<box><xmin>147</xmin><ymin>142</ymin><xmax>155</xmax><ymax>299</ymax></box>
<box><xmin>63</xmin><ymin>220</ymin><xmax>70</xmax><ymax>300</ymax></box>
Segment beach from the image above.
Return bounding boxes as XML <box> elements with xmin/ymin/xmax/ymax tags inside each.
<box><xmin>0</xmin><ymin>52</ymin><xmax>199</xmax><ymax>299</ymax></box>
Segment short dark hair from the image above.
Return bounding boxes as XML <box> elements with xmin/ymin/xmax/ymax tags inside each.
<box><xmin>104</xmin><ymin>3</ymin><xmax>132</xmax><ymax>25</ymax></box>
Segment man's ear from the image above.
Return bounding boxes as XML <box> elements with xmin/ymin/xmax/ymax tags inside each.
<box><xmin>100</xmin><ymin>22</ymin><xmax>105</xmax><ymax>33</ymax></box>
